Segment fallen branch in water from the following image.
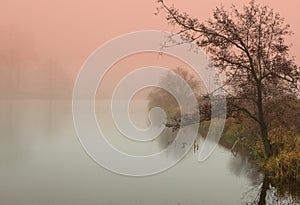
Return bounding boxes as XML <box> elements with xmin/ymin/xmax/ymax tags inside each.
<box><xmin>164</xmin><ymin>120</ymin><xmax>200</xmax><ymax>132</ymax></box>
<box><xmin>231</xmin><ymin>136</ymin><xmax>246</xmax><ymax>157</ymax></box>
<box><xmin>231</xmin><ymin>138</ymin><xmax>240</xmax><ymax>157</ymax></box>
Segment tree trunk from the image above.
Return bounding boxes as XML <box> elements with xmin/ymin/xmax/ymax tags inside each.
<box><xmin>258</xmin><ymin>176</ymin><xmax>270</xmax><ymax>205</ymax></box>
<box><xmin>259</xmin><ymin>122</ymin><xmax>273</xmax><ymax>158</ymax></box>
<box><xmin>257</xmin><ymin>83</ymin><xmax>273</xmax><ymax>158</ymax></box>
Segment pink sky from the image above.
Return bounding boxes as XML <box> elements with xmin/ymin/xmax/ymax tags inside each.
<box><xmin>1</xmin><ymin>0</ymin><xmax>299</xmax><ymax>74</ymax></box>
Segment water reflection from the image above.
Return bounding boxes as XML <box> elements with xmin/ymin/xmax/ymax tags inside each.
<box><xmin>227</xmin><ymin>155</ymin><xmax>300</xmax><ymax>204</ymax></box>
<box><xmin>0</xmin><ymin>100</ymin><xmax>71</xmax><ymax>167</ymax></box>
<box><xmin>0</xmin><ymin>99</ymin><xmax>299</xmax><ymax>205</ymax></box>
<box><xmin>240</xmin><ymin>176</ymin><xmax>300</xmax><ymax>205</ymax></box>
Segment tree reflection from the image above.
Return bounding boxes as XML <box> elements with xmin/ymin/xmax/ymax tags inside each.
<box><xmin>242</xmin><ymin>174</ymin><xmax>300</xmax><ymax>205</ymax></box>
<box><xmin>228</xmin><ymin>154</ymin><xmax>300</xmax><ymax>204</ymax></box>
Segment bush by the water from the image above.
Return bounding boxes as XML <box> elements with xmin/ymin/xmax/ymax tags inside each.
<box><xmin>262</xmin><ymin>127</ymin><xmax>300</xmax><ymax>181</ymax></box>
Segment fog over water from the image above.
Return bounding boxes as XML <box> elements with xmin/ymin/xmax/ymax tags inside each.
<box><xmin>1</xmin><ymin>98</ymin><xmax>266</xmax><ymax>205</ymax></box>
<box><xmin>1</xmin><ymin>0</ymin><xmax>299</xmax><ymax>203</ymax></box>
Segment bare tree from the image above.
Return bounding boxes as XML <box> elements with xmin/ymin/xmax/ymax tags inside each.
<box><xmin>157</xmin><ymin>0</ymin><xmax>300</xmax><ymax>158</ymax></box>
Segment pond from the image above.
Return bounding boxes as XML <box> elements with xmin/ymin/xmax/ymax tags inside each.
<box><xmin>0</xmin><ymin>100</ymin><xmax>298</xmax><ymax>205</ymax></box>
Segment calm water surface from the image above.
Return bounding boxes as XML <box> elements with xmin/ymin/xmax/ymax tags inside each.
<box><xmin>0</xmin><ymin>100</ymin><xmax>296</xmax><ymax>205</ymax></box>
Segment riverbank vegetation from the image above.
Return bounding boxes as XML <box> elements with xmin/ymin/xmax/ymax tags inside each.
<box><xmin>148</xmin><ymin>70</ymin><xmax>300</xmax><ymax>203</ymax></box>
<box><xmin>151</xmin><ymin>0</ymin><xmax>300</xmax><ymax>202</ymax></box>
<box><xmin>152</xmin><ymin>0</ymin><xmax>300</xmax><ymax>183</ymax></box>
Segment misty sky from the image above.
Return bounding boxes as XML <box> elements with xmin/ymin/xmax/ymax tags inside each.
<box><xmin>1</xmin><ymin>0</ymin><xmax>299</xmax><ymax>78</ymax></box>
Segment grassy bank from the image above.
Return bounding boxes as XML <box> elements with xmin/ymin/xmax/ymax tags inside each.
<box><xmin>201</xmin><ymin>120</ymin><xmax>300</xmax><ymax>182</ymax></box>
